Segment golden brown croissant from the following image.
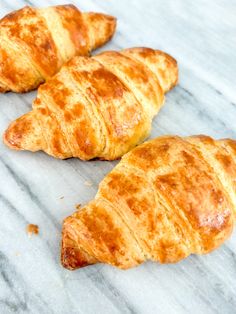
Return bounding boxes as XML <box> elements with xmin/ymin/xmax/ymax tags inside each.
<box><xmin>0</xmin><ymin>4</ymin><xmax>116</xmax><ymax>93</ymax></box>
<box><xmin>61</xmin><ymin>135</ymin><xmax>236</xmax><ymax>270</ymax></box>
<box><xmin>3</xmin><ymin>47</ymin><xmax>178</xmax><ymax>160</ymax></box>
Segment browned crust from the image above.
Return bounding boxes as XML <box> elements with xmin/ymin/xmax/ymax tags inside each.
<box><xmin>3</xmin><ymin>47</ymin><xmax>178</xmax><ymax>160</ymax></box>
<box><xmin>0</xmin><ymin>5</ymin><xmax>116</xmax><ymax>93</ymax></box>
<box><xmin>83</xmin><ymin>12</ymin><xmax>117</xmax><ymax>50</ymax></box>
<box><xmin>61</xmin><ymin>135</ymin><xmax>236</xmax><ymax>270</ymax></box>
<box><xmin>55</xmin><ymin>4</ymin><xmax>90</xmax><ymax>56</ymax></box>
<box><xmin>1</xmin><ymin>6</ymin><xmax>59</xmax><ymax>78</ymax></box>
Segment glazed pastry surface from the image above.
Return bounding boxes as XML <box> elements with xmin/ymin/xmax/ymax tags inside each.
<box><xmin>3</xmin><ymin>47</ymin><xmax>178</xmax><ymax>160</ymax></box>
<box><xmin>0</xmin><ymin>4</ymin><xmax>116</xmax><ymax>92</ymax></box>
<box><xmin>61</xmin><ymin>135</ymin><xmax>236</xmax><ymax>270</ymax></box>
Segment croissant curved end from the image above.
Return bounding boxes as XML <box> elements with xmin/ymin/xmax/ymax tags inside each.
<box><xmin>61</xmin><ymin>224</ymin><xmax>97</xmax><ymax>270</ymax></box>
<box><xmin>61</xmin><ymin>246</ymin><xmax>87</xmax><ymax>270</ymax></box>
<box><xmin>84</xmin><ymin>12</ymin><xmax>117</xmax><ymax>50</ymax></box>
<box><xmin>61</xmin><ymin>244</ymin><xmax>94</xmax><ymax>270</ymax></box>
<box><xmin>3</xmin><ymin>128</ymin><xmax>20</xmax><ymax>150</ymax></box>
<box><xmin>0</xmin><ymin>83</ymin><xmax>9</xmax><ymax>93</ymax></box>
<box><xmin>3</xmin><ymin>112</ymin><xmax>43</xmax><ymax>152</ymax></box>
<box><xmin>3</xmin><ymin>118</ymin><xmax>27</xmax><ymax>150</ymax></box>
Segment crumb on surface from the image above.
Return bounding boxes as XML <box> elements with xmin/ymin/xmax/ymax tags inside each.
<box><xmin>26</xmin><ymin>224</ymin><xmax>39</xmax><ymax>237</ymax></box>
<box><xmin>60</xmin><ymin>196</ymin><xmax>64</xmax><ymax>200</ymax></box>
<box><xmin>84</xmin><ymin>180</ymin><xmax>93</xmax><ymax>186</ymax></box>
<box><xmin>15</xmin><ymin>252</ymin><xmax>20</xmax><ymax>256</ymax></box>
<box><xmin>76</xmin><ymin>203</ymin><xmax>82</xmax><ymax>210</ymax></box>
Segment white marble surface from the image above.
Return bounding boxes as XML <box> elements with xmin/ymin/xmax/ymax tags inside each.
<box><xmin>0</xmin><ymin>0</ymin><xmax>236</xmax><ymax>313</ymax></box>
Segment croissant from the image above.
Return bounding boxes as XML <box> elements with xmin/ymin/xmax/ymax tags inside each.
<box><xmin>61</xmin><ymin>135</ymin><xmax>236</xmax><ymax>270</ymax></box>
<box><xmin>3</xmin><ymin>47</ymin><xmax>178</xmax><ymax>160</ymax></box>
<box><xmin>0</xmin><ymin>4</ymin><xmax>116</xmax><ymax>93</ymax></box>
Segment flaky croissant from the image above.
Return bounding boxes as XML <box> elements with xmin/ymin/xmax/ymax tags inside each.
<box><xmin>3</xmin><ymin>47</ymin><xmax>178</xmax><ymax>160</ymax></box>
<box><xmin>61</xmin><ymin>135</ymin><xmax>236</xmax><ymax>270</ymax></box>
<box><xmin>0</xmin><ymin>4</ymin><xmax>116</xmax><ymax>93</ymax></box>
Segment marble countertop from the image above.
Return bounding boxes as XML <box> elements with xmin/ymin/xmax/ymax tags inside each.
<box><xmin>0</xmin><ymin>0</ymin><xmax>236</xmax><ymax>313</ymax></box>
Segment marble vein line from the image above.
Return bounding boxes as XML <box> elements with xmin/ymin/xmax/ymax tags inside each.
<box><xmin>0</xmin><ymin>260</ymin><xmax>28</xmax><ymax>313</ymax></box>
<box><xmin>0</xmin><ymin>193</ymin><xmax>28</xmax><ymax>224</ymax></box>
<box><xmin>222</xmin><ymin>245</ymin><xmax>236</xmax><ymax>264</ymax></box>
<box><xmin>65</xmin><ymin>266</ymin><xmax>136</xmax><ymax>314</ymax></box>
<box><xmin>178</xmin><ymin>257</ymin><xmax>236</xmax><ymax>311</ymax></box>
<box><xmin>0</xmin><ymin>192</ymin><xmax>59</xmax><ymax>265</ymax></box>
<box><xmin>0</xmin><ymin>251</ymin><xmax>53</xmax><ymax>314</ymax></box>
<box><xmin>0</xmin><ymin>156</ymin><xmax>61</xmax><ymax>231</ymax></box>
<box><xmin>205</xmin><ymin>83</ymin><xmax>236</xmax><ymax>109</ymax></box>
<box><xmin>174</xmin><ymin>86</ymin><xmax>236</xmax><ymax>137</ymax></box>
<box><xmin>180</xmin><ymin>83</ymin><xmax>236</xmax><ymax>114</ymax></box>
<box><xmin>146</xmin><ymin>263</ymin><xmax>222</xmax><ymax>314</ymax></box>
<box><xmin>87</xmin><ymin>271</ymin><xmax>137</xmax><ymax>314</ymax></box>
<box><xmin>192</xmin><ymin>254</ymin><xmax>236</xmax><ymax>291</ymax></box>
<box><xmin>20</xmin><ymin>0</ymin><xmax>36</xmax><ymax>7</ymax></box>
<box><xmin>143</xmin><ymin>266</ymin><xmax>192</xmax><ymax>313</ymax></box>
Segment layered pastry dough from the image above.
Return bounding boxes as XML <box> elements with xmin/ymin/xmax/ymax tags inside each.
<box><xmin>0</xmin><ymin>4</ymin><xmax>116</xmax><ymax>92</ymax></box>
<box><xmin>61</xmin><ymin>135</ymin><xmax>236</xmax><ymax>270</ymax></box>
<box><xmin>3</xmin><ymin>47</ymin><xmax>178</xmax><ymax>160</ymax></box>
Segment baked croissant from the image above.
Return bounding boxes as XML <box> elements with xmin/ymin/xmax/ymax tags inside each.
<box><xmin>0</xmin><ymin>4</ymin><xmax>116</xmax><ymax>93</ymax></box>
<box><xmin>3</xmin><ymin>47</ymin><xmax>178</xmax><ymax>160</ymax></box>
<box><xmin>61</xmin><ymin>135</ymin><xmax>236</xmax><ymax>270</ymax></box>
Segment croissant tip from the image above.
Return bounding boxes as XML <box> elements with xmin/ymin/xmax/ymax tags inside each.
<box><xmin>61</xmin><ymin>225</ymin><xmax>96</xmax><ymax>270</ymax></box>
<box><xmin>3</xmin><ymin>111</ymin><xmax>44</xmax><ymax>152</ymax></box>
<box><xmin>91</xmin><ymin>12</ymin><xmax>117</xmax><ymax>23</ymax></box>
<box><xmin>105</xmin><ymin>13</ymin><xmax>117</xmax><ymax>29</ymax></box>
<box><xmin>61</xmin><ymin>240</ymin><xmax>98</xmax><ymax>270</ymax></box>
<box><xmin>0</xmin><ymin>86</ymin><xmax>9</xmax><ymax>93</ymax></box>
<box><xmin>85</xmin><ymin>12</ymin><xmax>117</xmax><ymax>50</ymax></box>
<box><xmin>2</xmin><ymin>128</ymin><xmax>21</xmax><ymax>150</ymax></box>
<box><xmin>61</xmin><ymin>246</ymin><xmax>90</xmax><ymax>270</ymax></box>
<box><xmin>99</xmin><ymin>12</ymin><xmax>117</xmax><ymax>40</ymax></box>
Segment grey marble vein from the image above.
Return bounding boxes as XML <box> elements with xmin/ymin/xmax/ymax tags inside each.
<box><xmin>0</xmin><ymin>1</ymin><xmax>236</xmax><ymax>314</ymax></box>
<box><xmin>0</xmin><ymin>156</ymin><xmax>61</xmax><ymax>231</ymax></box>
